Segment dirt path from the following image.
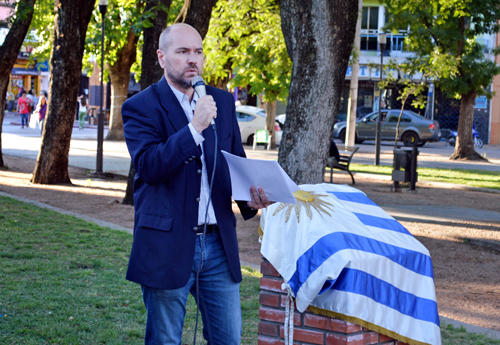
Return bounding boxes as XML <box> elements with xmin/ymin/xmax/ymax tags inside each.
<box><xmin>1</xmin><ymin>155</ymin><xmax>499</xmax><ymax>331</ymax></box>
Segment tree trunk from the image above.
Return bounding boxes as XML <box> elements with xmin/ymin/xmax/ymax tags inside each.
<box><xmin>105</xmin><ymin>29</ymin><xmax>140</xmax><ymax>141</ymax></box>
<box><xmin>278</xmin><ymin>0</ymin><xmax>358</xmax><ymax>184</ymax></box>
<box><xmin>346</xmin><ymin>0</ymin><xmax>363</xmax><ymax>147</ymax></box>
<box><xmin>31</xmin><ymin>0</ymin><xmax>95</xmax><ymax>184</ymax></box>
<box><xmin>265</xmin><ymin>101</ymin><xmax>277</xmax><ymax>149</ymax></box>
<box><xmin>450</xmin><ymin>89</ymin><xmax>484</xmax><ymax>160</ymax></box>
<box><xmin>123</xmin><ymin>0</ymin><xmax>172</xmax><ymax>205</ymax></box>
<box><xmin>0</xmin><ymin>0</ymin><xmax>36</xmax><ymax>168</ymax></box>
<box><xmin>175</xmin><ymin>0</ymin><xmax>218</xmax><ymax>39</ymax></box>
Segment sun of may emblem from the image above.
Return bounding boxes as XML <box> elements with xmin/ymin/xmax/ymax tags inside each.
<box><xmin>272</xmin><ymin>190</ymin><xmax>335</xmax><ymax>223</ymax></box>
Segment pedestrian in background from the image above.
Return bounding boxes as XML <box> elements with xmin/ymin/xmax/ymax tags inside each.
<box><xmin>18</xmin><ymin>91</ymin><xmax>30</xmax><ymax>129</ymax></box>
<box><xmin>35</xmin><ymin>95</ymin><xmax>47</xmax><ymax>134</ymax></box>
<box><xmin>78</xmin><ymin>95</ymin><xmax>87</xmax><ymax>130</ymax></box>
<box><xmin>7</xmin><ymin>90</ymin><xmax>14</xmax><ymax>112</ymax></box>
<box><xmin>27</xmin><ymin>89</ymin><xmax>35</xmax><ymax>121</ymax></box>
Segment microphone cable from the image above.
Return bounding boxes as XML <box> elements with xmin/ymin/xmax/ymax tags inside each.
<box><xmin>193</xmin><ymin>120</ymin><xmax>217</xmax><ymax>345</ymax></box>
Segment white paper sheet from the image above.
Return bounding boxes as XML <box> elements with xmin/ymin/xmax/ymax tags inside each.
<box><xmin>221</xmin><ymin>151</ymin><xmax>299</xmax><ymax>204</ymax></box>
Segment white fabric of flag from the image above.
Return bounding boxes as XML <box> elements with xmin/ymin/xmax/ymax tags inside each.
<box><xmin>260</xmin><ymin>183</ymin><xmax>441</xmax><ymax>345</ymax></box>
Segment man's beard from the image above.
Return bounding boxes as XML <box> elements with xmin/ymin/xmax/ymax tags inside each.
<box><xmin>167</xmin><ymin>66</ymin><xmax>199</xmax><ymax>90</ymax></box>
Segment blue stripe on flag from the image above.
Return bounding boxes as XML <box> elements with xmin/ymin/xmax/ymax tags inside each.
<box><xmin>353</xmin><ymin>213</ymin><xmax>411</xmax><ymax>235</ymax></box>
<box><xmin>326</xmin><ymin>268</ymin><xmax>440</xmax><ymax>326</ymax></box>
<box><xmin>327</xmin><ymin>191</ymin><xmax>377</xmax><ymax>206</ymax></box>
<box><xmin>289</xmin><ymin>232</ymin><xmax>433</xmax><ymax>295</ymax></box>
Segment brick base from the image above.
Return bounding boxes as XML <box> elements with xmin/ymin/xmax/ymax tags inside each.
<box><xmin>259</xmin><ymin>259</ymin><xmax>408</xmax><ymax>345</ymax></box>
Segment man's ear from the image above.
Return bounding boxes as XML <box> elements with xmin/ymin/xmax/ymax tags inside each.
<box><xmin>157</xmin><ymin>49</ymin><xmax>166</xmax><ymax>69</ymax></box>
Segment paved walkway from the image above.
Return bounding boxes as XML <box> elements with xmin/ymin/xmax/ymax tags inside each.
<box><xmin>2</xmin><ymin>114</ymin><xmax>500</xmax><ymax>339</ymax></box>
<box><xmin>2</xmin><ymin>115</ymin><xmax>500</xmax><ymax>226</ymax></box>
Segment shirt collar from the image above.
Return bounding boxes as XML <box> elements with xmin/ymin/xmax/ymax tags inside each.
<box><xmin>167</xmin><ymin>81</ymin><xmax>198</xmax><ymax>106</ymax></box>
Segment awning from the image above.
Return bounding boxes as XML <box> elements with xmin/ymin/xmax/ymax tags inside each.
<box><xmin>11</xmin><ymin>67</ymin><xmax>41</xmax><ymax>76</ymax></box>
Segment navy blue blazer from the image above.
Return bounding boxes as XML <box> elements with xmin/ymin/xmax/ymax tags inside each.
<box><xmin>122</xmin><ymin>76</ymin><xmax>257</xmax><ymax>290</ymax></box>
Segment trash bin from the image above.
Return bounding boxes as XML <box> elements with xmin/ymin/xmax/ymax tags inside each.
<box><xmin>392</xmin><ymin>146</ymin><xmax>418</xmax><ymax>191</ymax></box>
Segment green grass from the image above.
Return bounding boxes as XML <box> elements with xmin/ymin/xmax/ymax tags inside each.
<box><xmin>351</xmin><ymin>164</ymin><xmax>500</xmax><ymax>190</ymax></box>
<box><xmin>0</xmin><ymin>195</ymin><xmax>260</xmax><ymax>344</ymax></box>
<box><xmin>441</xmin><ymin>323</ymin><xmax>500</xmax><ymax>345</ymax></box>
<box><xmin>1</xmin><ymin>195</ymin><xmax>499</xmax><ymax>344</ymax></box>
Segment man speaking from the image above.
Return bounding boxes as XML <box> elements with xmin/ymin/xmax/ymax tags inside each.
<box><xmin>122</xmin><ymin>23</ymin><xmax>270</xmax><ymax>344</ymax></box>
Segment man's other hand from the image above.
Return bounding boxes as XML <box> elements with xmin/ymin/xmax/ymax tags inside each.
<box><xmin>247</xmin><ymin>186</ymin><xmax>272</xmax><ymax>210</ymax></box>
<box><xmin>192</xmin><ymin>95</ymin><xmax>217</xmax><ymax>133</ymax></box>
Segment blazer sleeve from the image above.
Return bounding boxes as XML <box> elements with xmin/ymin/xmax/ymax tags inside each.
<box><xmin>122</xmin><ymin>97</ymin><xmax>201</xmax><ymax>186</ymax></box>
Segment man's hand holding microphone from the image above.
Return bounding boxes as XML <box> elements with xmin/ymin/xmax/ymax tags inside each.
<box><xmin>191</xmin><ymin>76</ymin><xmax>271</xmax><ymax>211</ymax></box>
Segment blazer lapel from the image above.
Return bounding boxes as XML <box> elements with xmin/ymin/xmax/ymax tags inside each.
<box><xmin>157</xmin><ymin>76</ymin><xmax>189</xmax><ymax>132</ymax></box>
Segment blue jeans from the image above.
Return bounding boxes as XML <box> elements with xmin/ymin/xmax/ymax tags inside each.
<box><xmin>141</xmin><ymin>232</ymin><xmax>241</xmax><ymax>345</ymax></box>
<box><xmin>21</xmin><ymin>113</ymin><xmax>29</xmax><ymax>127</ymax></box>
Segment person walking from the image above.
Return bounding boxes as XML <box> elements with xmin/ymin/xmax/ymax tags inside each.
<box><xmin>35</xmin><ymin>95</ymin><xmax>47</xmax><ymax>134</ymax></box>
<box><xmin>17</xmin><ymin>91</ymin><xmax>30</xmax><ymax>129</ymax></box>
<box><xmin>26</xmin><ymin>89</ymin><xmax>35</xmax><ymax>122</ymax></box>
<box><xmin>121</xmin><ymin>23</ymin><xmax>271</xmax><ymax>344</ymax></box>
<box><xmin>77</xmin><ymin>95</ymin><xmax>87</xmax><ymax>130</ymax></box>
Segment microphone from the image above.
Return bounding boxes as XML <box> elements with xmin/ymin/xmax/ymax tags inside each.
<box><xmin>191</xmin><ymin>76</ymin><xmax>215</xmax><ymax>126</ymax></box>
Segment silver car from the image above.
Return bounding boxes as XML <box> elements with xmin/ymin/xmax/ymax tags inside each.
<box><xmin>333</xmin><ymin>110</ymin><xmax>441</xmax><ymax>146</ymax></box>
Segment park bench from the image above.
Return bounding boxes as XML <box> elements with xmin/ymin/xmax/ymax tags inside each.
<box><xmin>326</xmin><ymin>146</ymin><xmax>359</xmax><ymax>185</ymax></box>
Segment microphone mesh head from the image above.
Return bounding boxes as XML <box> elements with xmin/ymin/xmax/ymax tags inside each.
<box><xmin>191</xmin><ymin>76</ymin><xmax>205</xmax><ymax>86</ymax></box>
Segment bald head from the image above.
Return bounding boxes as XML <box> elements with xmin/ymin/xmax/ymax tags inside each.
<box><xmin>157</xmin><ymin>23</ymin><xmax>204</xmax><ymax>92</ymax></box>
<box><xmin>159</xmin><ymin>23</ymin><xmax>202</xmax><ymax>54</ymax></box>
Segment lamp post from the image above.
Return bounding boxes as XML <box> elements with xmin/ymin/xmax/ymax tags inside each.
<box><xmin>96</xmin><ymin>0</ymin><xmax>108</xmax><ymax>174</ymax></box>
<box><xmin>374</xmin><ymin>32</ymin><xmax>387</xmax><ymax>166</ymax></box>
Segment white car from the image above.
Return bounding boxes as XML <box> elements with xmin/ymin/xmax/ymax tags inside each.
<box><xmin>236</xmin><ymin>105</ymin><xmax>283</xmax><ymax>145</ymax></box>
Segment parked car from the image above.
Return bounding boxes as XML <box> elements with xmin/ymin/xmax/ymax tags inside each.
<box><xmin>337</xmin><ymin>106</ymin><xmax>373</xmax><ymax>123</ymax></box>
<box><xmin>333</xmin><ymin>110</ymin><xmax>441</xmax><ymax>146</ymax></box>
<box><xmin>236</xmin><ymin>105</ymin><xmax>283</xmax><ymax>145</ymax></box>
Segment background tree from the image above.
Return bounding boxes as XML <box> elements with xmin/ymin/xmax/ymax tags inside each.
<box><xmin>174</xmin><ymin>0</ymin><xmax>217</xmax><ymax>38</ymax></box>
<box><xmin>84</xmin><ymin>0</ymin><xmax>145</xmax><ymax>141</ymax></box>
<box><xmin>122</xmin><ymin>0</ymin><xmax>173</xmax><ymax>205</ymax></box>
<box><xmin>0</xmin><ymin>0</ymin><xmax>36</xmax><ymax>168</ymax></box>
<box><xmin>31</xmin><ymin>0</ymin><xmax>95</xmax><ymax>184</ymax></box>
<box><xmin>203</xmin><ymin>0</ymin><xmax>291</xmax><ymax>148</ymax></box>
<box><xmin>278</xmin><ymin>0</ymin><xmax>359</xmax><ymax>184</ymax></box>
<box><xmin>384</xmin><ymin>0</ymin><xmax>500</xmax><ymax>160</ymax></box>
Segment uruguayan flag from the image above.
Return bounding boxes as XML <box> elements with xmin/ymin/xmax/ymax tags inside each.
<box><xmin>260</xmin><ymin>183</ymin><xmax>441</xmax><ymax>345</ymax></box>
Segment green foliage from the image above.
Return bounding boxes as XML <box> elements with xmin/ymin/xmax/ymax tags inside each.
<box><xmin>20</xmin><ymin>0</ymin><xmax>54</xmax><ymax>62</ymax></box>
<box><xmin>203</xmin><ymin>0</ymin><xmax>292</xmax><ymax>103</ymax></box>
<box><xmin>83</xmin><ymin>0</ymin><xmax>146</xmax><ymax>79</ymax></box>
<box><xmin>384</xmin><ymin>0</ymin><xmax>500</xmax><ymax>99</ymax></box>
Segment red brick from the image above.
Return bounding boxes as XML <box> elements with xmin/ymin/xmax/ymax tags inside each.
<box><xmin>260</xmin><ymin>291</ymin><xmax>281</xmax><ymax>308</ymax></box>
<box><xmin>259</xmin><ymin>321</ymin><xmax>280</xmax><ymax>337</ymax></box>
<box><xmin>345</xmin><ymin>322</ymin><xmax>363</xmax><ymax>333</ymax></box>
<box><xmin>258</xmin><ymin>335</ymin><xmax>285</xmax><ymax>345</ymax></box>
<box><xmin>280</xmin><ymin>327</ymin><xmax>325</xmax><ymax>345</ymax></box>
<box><xmin>379</xmin><ymin>334</ymin><xmax>394</xmax><ymax>342</ymax></box>
<box><xmin>367</xmin><ymin>332</ymin><xmax>379</xmax><ymax>344</ymax></box>
<box><xmin>259</xmin><ymin>306</ymin><xmax>301</xmax><ymax>326</ymax></box>
<box><xmin>326</xmin><ymin>333</ymin><xmax>347</xmax><ymax>345</ymax></box>
<box><xmin>346</xmin><ymin>333</ymin><xmax>378</xmax><ymax>345</ymax></box>
<box><xmin>261</xmin><ymin>277</ymin><xmax>286</xmax><ymax>293</ymax></box>
<box><xmin>261</xmin><ymin>261</ymin><xmax>281</xmax><ymax>277</ymax></box>
<box><xmin>304</xmin><ymin>314</ymin><xmax>362</xmax><ymax>333</ymax></box>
